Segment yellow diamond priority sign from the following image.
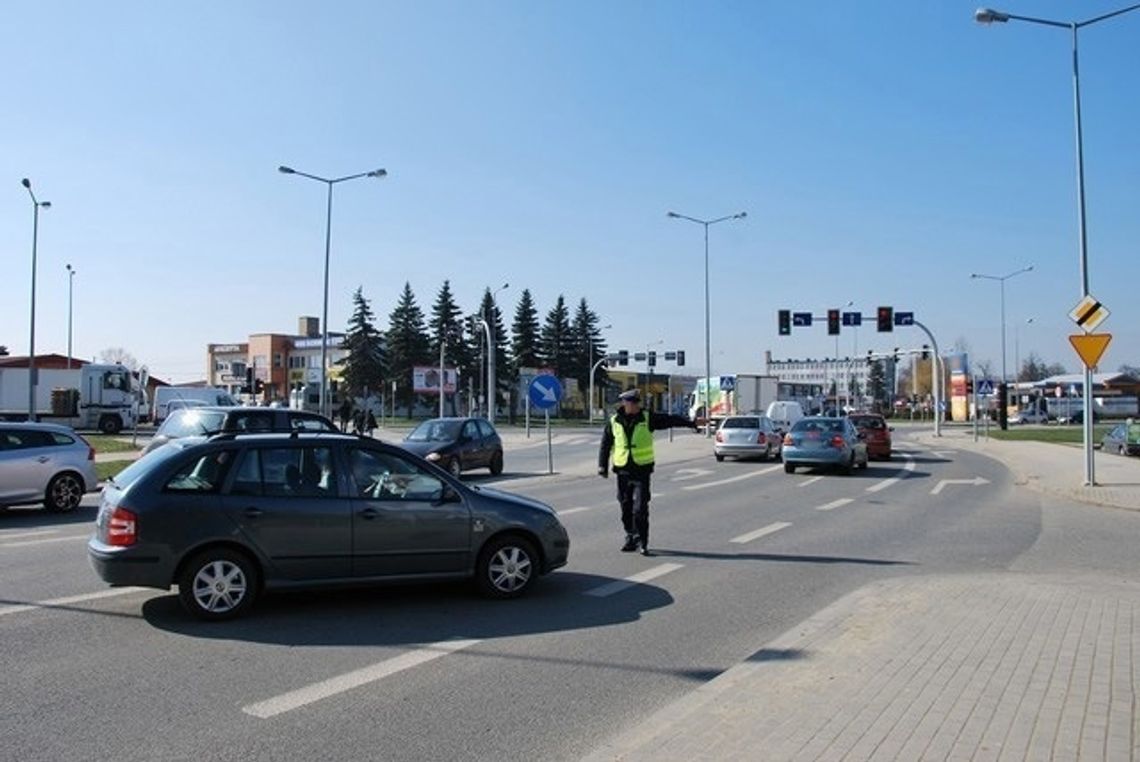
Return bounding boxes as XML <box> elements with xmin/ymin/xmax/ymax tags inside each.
<box><xmin>1068</xmin><ymin>333</ymin><xmax>1111</xmax><ymax>369</ymax></box>
<box><xmin>1068</xmin><ymin>295</ymin><xmax>1109</xmax><ymax>333</ymax></box>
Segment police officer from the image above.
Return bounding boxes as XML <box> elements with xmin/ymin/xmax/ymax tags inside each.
<box><xmin>598</xmin><ymin>388</ymin><xmax>697</xmax><ymax>556</ymax></box>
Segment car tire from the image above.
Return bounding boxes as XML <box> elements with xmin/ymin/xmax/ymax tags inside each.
<box><xmin>177</xmin><ymin>548</ymin><xmax>259</xmax><ymax>621</ymax></box>
<box><xmin>44</xmin><ymin>472</ymin><xmax>84</xmax><ymax>513</ymax></box>
<box><xmin>784</xmin><ymin>462</ymin><xmax>795</xmax><ymax>474</ymax></box>
<box><xmin>715</xmin><ymin>454</ymin><xmax>725</xmax><ymax>462</ymax></box>
<box><xmin>98</xmin><ymin>415</ymin><xmax>122</xmax><ymax>435</ymax></box>
<box><xmin>842</xmin><ymin>454</ymin><xmax>855</xmax><ymax>475</ymax></box>
<box><xmin>476</xmin><ymin>535</ymin><xmax>538</xmax><ymax>599</ymax></box>
<box><xmin>489</xmin><ymin>450</ymin><xmax>504</xmax><ymax>475</ymax></box>
<box><xmin>448</xmin><ymin>457</ymin><xmax>463</xmax><ymax>478</ymax></box>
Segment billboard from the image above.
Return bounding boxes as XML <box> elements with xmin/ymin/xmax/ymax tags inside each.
<box><xmin>413</xmin><ymin>366</ymin><xmax>458</xmax><ymax>394</ymax></box>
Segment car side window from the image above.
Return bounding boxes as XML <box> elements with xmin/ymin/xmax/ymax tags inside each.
<box><xmin>349</xmin><ymin>448</ymin><xmax>444</xmax><ymax>503</ymax></box>
<box><xmin>165</xmin><ymin>450</ymin><xmax>234</xmax><ymax>494</ymax></box>
<box><xmin>462</xmin><ymin>421</ymin><xmax>480</xmax><ymax>441</ymax></box>
<box><xmin>3</xmin><ymin>429</ymin><xmax>55</xmax><ymax>449</ymax></box>
<box><xmin>254</xmin><ymin>447</ymin><xmax>336</xmax><ymax>498</ymax></box>
<box><xmin>476</xmin><ymin>420</ymin><xmax>495</xmax><ymax>438</ymax></box>
<box><xmin>229</xmin><ymin>449</ymin><xmax>263</xmax><ymax>497</ymax></box>
<box><xmin>232</xmin><ymin>413</ymin><xmax>273</xmax><ymax>432</ymax></box>
<box><xmin>291</xmin><ymin>414</ymin><xmax>335</xmax><ymax>432</ymax></box>
<box><xmin>50</xmin><ymin>432</ymin><xmax>76</xmax><ymax>446</ymax></box>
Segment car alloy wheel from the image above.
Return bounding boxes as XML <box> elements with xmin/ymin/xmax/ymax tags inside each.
<box><xmin>178</xmin><ymin>549</ymin><xmax>258</xmax><ymax>621</ymax></box>
<box><xmin>476</xmin><ymin>535</ymin><xmax>537</xmax><ymax>599</ymax></box>
<box><xmin>44</xmin><ymin>473</ymin><xmax>84</xmax><ymax>512</ymax></box>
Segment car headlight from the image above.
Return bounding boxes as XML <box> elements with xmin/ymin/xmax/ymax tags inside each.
<box><xmin>425</xmin><ymin>452</ymin><xmax>441</xmax><ymax>462</ymax></box>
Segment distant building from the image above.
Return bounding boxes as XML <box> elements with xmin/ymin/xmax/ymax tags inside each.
<box><xmin>764</xmin><ymin>350</ymin><xmax>898</xmax><ymax>410</ymax></box>
<box><xmin>207</xmin><ymin>316</ymin><xmax>346</xmax><ymax>402</ymax></box>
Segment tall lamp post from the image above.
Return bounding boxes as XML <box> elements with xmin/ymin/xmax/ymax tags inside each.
<box><xmin>976</xmin><ymin>4</ymin><xmax>1140</xmax><ymax>485</ymax></box>
<box><xmin>278</xmin><ymin>164</ymin><xmax>386</xmax><ymax>419</ymax></box>
<box><xmin>969</xmin><ymin>265</ymin><xmax>1033</xmax><ymax>384</ymax></box>
<box><xmin>66</xmin><ymin>264</ymin><xmax>76</xmax><ymax>369</ymax></box>
<box><xmin>21</xmin><ymin>179</ymin><xmax>51</xmax><ymax>422</ymax></box>
<box><xmin>1014</xmin><ymin>317</ymin><xmax>1035</xmax><ymax>382</ymax></box>
<box><xmin>667</xmin><ymin>209</ymin><xmax>747</xmax><ymax>436</ymax></box>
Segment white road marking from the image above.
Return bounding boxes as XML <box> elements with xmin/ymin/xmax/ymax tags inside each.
<box><xmin>0</xmin><ymin>529</ymin><xmax>59</xmax><ymax>541</ymax></box>
<box><xmin>670</xmin><ymin>468</ymin><xmax>715</xmax><ymax>482</ymax></box>
<box><xmin>683</xmin><ymin>465</ymin><xmax>781</xmax><ymax>491</ymax></box>
<box><xmin>931</xmin><ymin>476</ymin><xmax>991</xmax><ymax>495</ymax></box>
<box><xmin>243</xmin><ymin>639</ymin><xmax>481</xmax><ymax>719</ymax></box>
<box><xmin>558</xmin><ymin>506</ymin><xmax>594</xmax><ymax>516</ymax></box>
<box><xmin>1</xmin><ymin>534</ymin><xmax>89</xmax><ymax>549</ymax></box>
<box><xmin>731</xmin><ymin>521</ymin><xmax>792</xmax><ymax>544</ymax></box>
<box><xmin>583</xmin><ymin>563</ymin><xmax>684</xmax><ymax>598</ymax></box>
<box><xmin>0</xmin><ymin>587</ymin><xmax>149</xmax><ymax>617</ymax></box>
<box><xmin>797</xmin><ymin>476</ymin><xmax>824</xmax><ymax>488</ymax></box>
<box><xmin>930</xmin><ymin>450</ymin><xmax>957</xmax><ymax>458</ymax></box>
<box><xmin>815</xmin><ymin>498</ymin><xmax>854</xmax><ymax>512</ymax></box>
<box><xmin>865</xmin><ymin>452</ymin><xmax>916</xmax><ymax>493</ymax></box>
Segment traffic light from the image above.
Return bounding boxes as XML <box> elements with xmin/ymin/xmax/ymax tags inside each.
<box><xmin>648</xmin><ymin>351</ymin><xmax>657</xmax><ymax>367</ymax></box>
<box><xmin>827</xmin><ymin>309</ymin><xmax>840</xmax><ymax>336</ymax></box>
<box><xmin>618</xmin><ymin>350</ymin><xmax>629</xmax><ymax>366</ymax></box>
<box><xmin>877</xmin><ymin>306</ymin><xmax>893</xmax><ymax>333</ymax></box>
<box><xmin>676</xmin><ymin>350</ymin><xmax>685</xmax><ymax>367</ymax></box>
<box><xmin>254</xmin><ymin>378</ymin><xmax>264</xmax><ymax>395</ymax></box>
<box><xmin>778</xmin><ymin>310</ymin><xmax>791</xmax><ymax>336</ymax></box>
<box><xmin>243</xmin><ymin>368</ymin><xmax>253</xmax><ymax>394</ymax></box>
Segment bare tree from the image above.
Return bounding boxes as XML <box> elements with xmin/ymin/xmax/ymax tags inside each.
<box><xmin>99</xmin><ymin>347</ymin><xmax>139</xmax><ymax>371</ymax></box>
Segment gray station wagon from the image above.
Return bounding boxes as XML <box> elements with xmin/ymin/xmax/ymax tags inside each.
<box><xmin>88</xmin><ymin>431</ymin><xmax>569</xmax><ymax>620</ymax></box>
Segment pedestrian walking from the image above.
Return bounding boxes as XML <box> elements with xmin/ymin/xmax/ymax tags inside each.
<box><xmin>598</xmin><ymin>388</ymin><xmax>697</xmax><ymax>556</ymax></box>
<box><xmin>338</xmin><ymin>398</ymin><xmax>353</xmax><ymax>433</ymax></box>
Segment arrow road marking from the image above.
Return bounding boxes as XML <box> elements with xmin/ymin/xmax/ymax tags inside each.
<box><xmin>584</xmin><ymin>563</ymin><xmax>684</xmax><ymax>598</ymax></box>
<box><xmin>731</xmin><ymin>521</ymin><xmax>792</xmax><ymax>544</ymax></box>
<box><xmin>931</xmin><ymin>476</ymin><xmax>990</xmax><ymax>495</ymax></box>
<box><xmin>683</xmin><ymin>465</ymin><xmax>781</xmax><ymax>490</ymax></box>
<box><xmin>243</xmin><ymin>639</ymin><xmax>481</xmax><ymax>719</ymax></box>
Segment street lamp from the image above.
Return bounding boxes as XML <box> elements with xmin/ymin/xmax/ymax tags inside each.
<box><xmin>21</xmin><ymin>179</ymin><xmax>51</xmax><ymax>422</ymax></box>
<box><xmin>278</xmin><ymin>164</ymin><xmax>386</xmax><ymax>419</ymax></box>
<box><xmin>66</xmin><ymin>264</ymin><xmax>76</xmax><ymax>369</ymax></box>
<box><xmin>1014</xmin><ymin>317</ymin><xmax>1035</xmax><ymax>382</ymax></box>
<box><xmin>667</xmin><ymin>209</ymin><xmax>747</xmax><ymax>436</ymax></box>
<box><xmin>969</xmin><ymin>265</ymin><xmax>1033</xmax><ymax>384</ymax></box>
<box><xmin>976</xmin><ymin>4</ymin><xmax>1140</xmax><ymax>486</ymax></box>
<box><xmin>587</xmin><ymin>323</ymin><xmax>612</xmax><ymax>423</ymax></box>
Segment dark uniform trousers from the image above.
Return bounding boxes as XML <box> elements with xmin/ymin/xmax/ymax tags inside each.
<box><xmin>616</xmin><ymin>471</ymin><xmax>651</xmax><ymax>544</ymax></box>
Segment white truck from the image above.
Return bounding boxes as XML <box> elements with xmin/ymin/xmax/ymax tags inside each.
<box><xmin>734</xmin><ymin>374</ymin><xmax>780</xmax><ymax>416</ymax></box>
<box><xmin>689</xmin><ymin>373</ymin><xmax>780</xmax><ymax>425</ymax></box>
<box><xmin>0</xmin><ymin>364</ymin><xmax>144</xmax><ymax>433</ymax></box>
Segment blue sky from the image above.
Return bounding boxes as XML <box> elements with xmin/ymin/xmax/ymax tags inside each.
<box><xmin>3</xmin><ymin>1</ymin><xmax>1138</xmax><ymax>384</ymax></box>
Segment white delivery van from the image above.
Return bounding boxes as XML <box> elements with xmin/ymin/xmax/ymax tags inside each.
<box><xmin>153</xmin><ymin>387</ymin><xmax>238</xmax><ymax>423</ymax></box>
<box><xmin>765</xmin><ymin>401</ymin><xmax>805</xmax><ymax>432</ymax></box>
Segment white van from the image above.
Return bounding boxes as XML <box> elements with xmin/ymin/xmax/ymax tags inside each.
<box><xmin>765</xmin><ymin>401</ymin><xmax>805</xmax><ymax>432</ymax></box>
<box><xmin>153</xmin><ymin>387</ymin><xmax>237</xmax><ymax>423</ymax></box>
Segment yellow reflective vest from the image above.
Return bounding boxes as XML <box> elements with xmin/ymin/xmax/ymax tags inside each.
<box><xmin>610</xmin><ymin>411</ymin><xmax>654</xmax><ymax>467</ymax></box>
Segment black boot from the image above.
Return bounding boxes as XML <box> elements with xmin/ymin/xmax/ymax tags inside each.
<box><xmin>639</xmin><ymin>543</ymin><xmax>654</xmax><ymax>557</ymax></box>
<box><xmin>621</xmin><ymin>534</ymin><xmax>639</xmax><ymax>552</ymax></box>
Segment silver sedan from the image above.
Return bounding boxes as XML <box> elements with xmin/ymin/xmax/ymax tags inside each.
<box><xmin>714</xmin><ymin>415</ymin><xmax>783</xmax><ymax>462</ymax></box>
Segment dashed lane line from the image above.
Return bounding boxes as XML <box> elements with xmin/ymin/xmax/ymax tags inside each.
<box><xmin>865</xmin><ymin>452</ymin><xmax>916</xmax><ymax>493</ymax></box>
<box><xmin>0</xmin><ymin>587</ymin><xmax>149</xmax><ymax>617</ymax></box>
<box><xmin>797</xmin><ymin>476</ymin><xmax>824</xmax><ymax>488</ymax></box>
<box><xmin>558</xmin><ymin>506</ymin><xmax>594</xmax><ymax>516</ymax></box>
<box><xmin>815</xmin><ymin>498</ymin><xmax>854</xmax><ymax>512</ymax></box>
<box><xmin>0</xmin><ymin>529</ymin><xmax>59</xmax><ymax>541</ymax></box>
<box><xmin>731</xmin><ymin>522</ymin><xmax>793</xmax><ymax>545</ymax></box>
<box><xmin>243</xmin><ymin>639</ymin><xmax>482</xmax><ymax>719</ymax></box>
<box><xmin>1</xmin><ymin>534</ymin><xmax>89</xmax><ymax>549</ymax></box>
<box><xmin>683</xmin><ymin>465</ymin><xmax>782</xmax><ymax>491</ymax></box>
<box><xmin>583</xmin><ymin>563</ymin><xmax>685</xmax><ymax>598</ymax></box>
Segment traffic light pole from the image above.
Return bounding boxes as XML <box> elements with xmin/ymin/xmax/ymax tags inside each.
<box><xmin>588</xmin><ymin>357</ymin><xmax>608</xmax><ymax>424</ymax></box>
<box><xmin>912</xmin><ymin>319</ymin><xmax>942</xmax><ymax>437</ymax></box>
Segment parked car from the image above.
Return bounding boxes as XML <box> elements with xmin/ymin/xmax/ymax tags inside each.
<box><xmin>143</xmin><ymin>406</ymin><xmax>337</xmax><ymax>455</ymax></box>
<box><xmin>1101</xmin><ymin>421</ymin><xmax>1140</xmax><ymax>456</ymax></box>
<box><xmin>847</xmin><ymin>413</ymin><xmax>892</xmax><ymax>460</ymax></box>
<box><xmin>0</xmin><ymin>422</ymin><xmax>98</xmax><ymax>512</ymax></box>
<box><xmin>400</xmin><ymin>417</ymin><xmax>504</xmax><ymax>477</ymax></box>
<box><xmin>714</xmin><ymin>415</ymin><xmax>783</xmax><ymax>462</ymax></box>
<box><xmin>88</xmin><ymin>431</ymin><xmax>569</xmax><ymax>620</ymax></box>
<box><xmin>1063</xmin><ymin>409</ymin><xmax>1100</xmax><ymax>425</ymax></box>
<box><xmin>781</xmin><ymin>416</ymin><xmax>868</xmax><ymax>474</ymax></box>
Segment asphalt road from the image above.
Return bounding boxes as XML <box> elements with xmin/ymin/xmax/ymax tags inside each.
<box><xmin>3</xmin><ymin>429</ymin><xmax>1136</xmax><ymax>761</ymax></box>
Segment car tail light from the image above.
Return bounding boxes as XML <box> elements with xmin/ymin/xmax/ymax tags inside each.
<box><xmin>104</xmin><ymin>506</ymin><xmax>138</xmax><ymax>547</ymax></box>
<box><xmin>715</xmin><ymin>431</ymin><xmax>724</xmax><ymax>443</ymax></box>
<box><xmin>783</xmin><ymin>433</ymin><xmax>793</xmax><ymax>446</ymax></box>
<box><xmin>756</xmin><ymin>432</ymin><xmax>766</xmax><ymax>445</ymax></box>
<box><xmin>78</xmin><ymin>435</ymin><xmax>95</xmax><ymax>461</ymax></box>
<box><xmin>831</xmin><ymin>435</ymin><xmax>846</xmax><ymax>448</ymax></box>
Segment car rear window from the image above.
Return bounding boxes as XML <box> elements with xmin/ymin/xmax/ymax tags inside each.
<box><xmin>849</xmin><ymin>416</ymin><xmax>886</xmax><ymax>430</ymax></box>
<box><xmin>110</xmin><ymin>444</ymin><xmax>185</xmax><ymax>488</ymax></box>
<box><xmin>159</xmin><ymin>410</ymin><xmax>228</xmax><ymax>438</ymax></box>
<box><xmin>722</xmin><ymin>418</ymin><xmax>760</xmax><ymax>429</ymax></box>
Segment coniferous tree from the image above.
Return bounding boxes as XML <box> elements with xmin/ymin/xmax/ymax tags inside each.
<box><xmin>386</xmin><ymin>282</ymin><xmax>431</xmax><ymax>417</ymax></box>
<box><xmin>539</xmin><ymin>295</ymin><xmax>574</xmax><ymax>378</ymax></box>
<box><xmin>510</xmin><ymin>289</ymin><xmax>543</xmax><ymax>373</ymax></box>
<box><xmin>569</xmin><ymin>298</ymin><xmax>608</xmax><ymax>413</ymax></box>
<box><xmin>341</xmin><ymin>287</ymin><xmax>387</xmax><ymax>402</ymax></box>
<box><xmin>868</xmin><ymin>360</ymin><xmax>888</xmax><ymax>413</ymax></box>
<box><xmin>428</xmin><ymin>281</ymin><xmax>471</xmax><ymax>415</ymax></box>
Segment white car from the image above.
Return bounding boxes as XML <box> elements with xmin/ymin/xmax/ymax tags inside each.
<box><xmin>1009</xmin><ymin>408</ymin><xmax>1050</xmax><ymax>425</ymax></box>
<box><xmin>0</xmin><ymin>422</ymin><xmax>99</xmax><ymax>512</ymax></box>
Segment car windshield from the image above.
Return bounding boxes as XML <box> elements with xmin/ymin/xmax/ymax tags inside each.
<box><xmin>722</xmin><ymin>417</ymin><xmax>760</xmax><ymax>429</ymax></box>
<box><xmin>159</xmin><ymin>410</ymin><xmax>228</xmax><ymax>437</ymax></box>
<box><xmin>849</xmin><ymin>416</ymin><xmax>885</xmax><ymax>430</ymax></box>
<box><xmin>406</xmin><ymin>420</ymin><xmax>463</xmax><ymax>442</ymax></box>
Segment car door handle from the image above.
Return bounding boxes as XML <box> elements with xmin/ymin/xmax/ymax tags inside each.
<box><xmin>243</xmin><ymin>507</ymin><xmax>264</xmax><ymax>518</ymax></box>
<box><xmin>360</xmin><ymin>508</ymin><xmax>379</xmax><ymax>520</ymax></box>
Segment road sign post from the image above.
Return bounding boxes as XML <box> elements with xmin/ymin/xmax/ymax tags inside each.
<box><xmin>528</xmin><ymin>376</ymin><xmax>563</xmax><ymax>474</ymax></box>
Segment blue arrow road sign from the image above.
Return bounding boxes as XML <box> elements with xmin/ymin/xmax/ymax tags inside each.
<box><xmin>894</xmin><ymin>311</ymin><xmax>915</xmax><ymax>326</ymax></box>
<box><xmin>842</xmin><ymin>312</ymin><xmax>862</xmax><ymax>327</ymax></box>
<box><xmin>528</xmin><ymin>375</ymin><xmax>563</xmax><ymax>410</ymax></box>
<box><xmin>792</xmin><ymin>312</ymin><xmax>812</xmax><ymax>327</ymax></box>
<box><xmin>976</xmin><ymin>378</ymin><xmax>995</xmax><ymax>396</ymax></box>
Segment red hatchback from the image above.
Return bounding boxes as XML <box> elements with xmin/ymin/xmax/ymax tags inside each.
<box><xmin>848</xmin><ymin>413</ymin><xmax>892</xmax><ymax>460</ymax></box>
